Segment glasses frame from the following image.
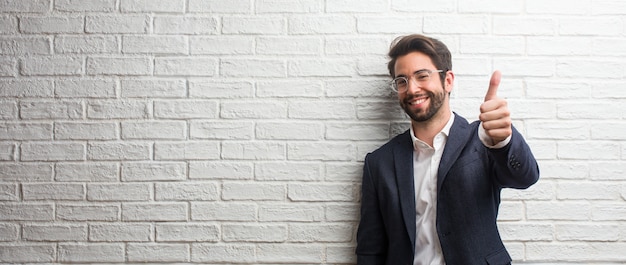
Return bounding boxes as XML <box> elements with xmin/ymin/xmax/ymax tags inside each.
<box><xmin>390</xmin><ymin>69</ymin><xmax>445</xmax><ymax>93</ymax></box>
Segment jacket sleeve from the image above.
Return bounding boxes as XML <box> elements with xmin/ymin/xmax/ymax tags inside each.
<box><xmin>488</xmin><ymin>126</ymin><xmax>540</xmax><ymax>189</ymax></box>
<box><xmin>355</xmin><ymin>154</ymin><xmax>388</xmax><ymax>265</ymax></box>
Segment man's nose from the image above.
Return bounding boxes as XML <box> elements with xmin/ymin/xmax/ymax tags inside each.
<box><xmin>405</xmin><ymin>78</ymin><xmax>421</xmax><ymax>94</ymax></box>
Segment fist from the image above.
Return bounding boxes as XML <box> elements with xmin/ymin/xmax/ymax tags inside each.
<box><xmin>479</xmin><ymin>70</ymin><xmax>512</xmax><ymax>145</ymax></box>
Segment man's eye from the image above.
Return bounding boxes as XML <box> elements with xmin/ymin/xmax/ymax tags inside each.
<box><xmin>416</xmin><ymin>73</ymin><xmax>429</xmax><ymax>80</ymax></box>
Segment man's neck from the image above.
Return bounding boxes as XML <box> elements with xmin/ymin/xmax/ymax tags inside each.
<box><xmin>411</xmin><ymin>109</ymin><xmax>452</xmax><ymax>147</ymax></box>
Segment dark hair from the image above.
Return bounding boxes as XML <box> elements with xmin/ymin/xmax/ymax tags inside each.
<box><xmin>387</xmin><ymin>34</ymin><xmax>452</xmax><ymax>80</ymax></box>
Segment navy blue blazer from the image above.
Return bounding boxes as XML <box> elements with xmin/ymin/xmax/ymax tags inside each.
<box><xmin>356</xmin><ymin>114</ymin><xmax>540</xmax><ymax>265</ymax></box>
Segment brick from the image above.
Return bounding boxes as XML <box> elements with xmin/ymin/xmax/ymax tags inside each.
<box><xmin>89</xmin><ymin>223</ymin><xmax>152</xmax><ymax>242</ymax></box>
<box><xmin>288</xmin><ymin>59</ymin><xmax>354</xmax><ymax>77</ymax></box>
<box><xmin>526</xmin><ymin>121</ymin><xmax>588</xmax><ymax>140</ymax></box>
<box><xmin>526</xmin><ymin>80</ymin><xmax>591</xmax><ymax>99</ymax></box>
<box><xmin>155</xmin><ymin>182</ymin><xmax>219</xmax><ymax>201</ymax></box>
<box><xmin>20</xmin><ymin>56</ymin><xmax>84</xmax><ymax>76</ymax></box>
<box><xmin>555</xmin><ymin>223</ymin><xmax>620</xmax><ymax>241</ymax></box>
<box><xmin>256</xmin><ymin>243</ymin><xmax>323</xmax><ymax>263</ymax></box>
<box><xmin>192</xmin><ymin>244</ymin><xmax>255</xmax><ymax>263</ymax></box>
<box><xmin>591</xmin><ymin>122</ymin><xmax>626</xmax><ymax>140</ymax></box>
<box><xmin>121</xmin><ymin>0</ymin><xmax>185</xmax><ymax>13</ymax></box>
<box><xmin>0</xmin><ymin>143</ymin><xmax>15</xmax><ymax>161</ymax></box>
<box><xmin>493</xmin><ymin>58</ymin><xmax>555</xmax><ymax>77</ymax></box>
<box><xmin>192</xmin><ymin>202</ymin><xmax>257</xmax><ymax>221</ymax></box>
<box><xmin>54</xmin><ymin>0</ymin><xmax>116</xmax><ymax>12</ymax></box>
<box><xmin>223</xmin><ymin>16</ymin><xmax>284</xmax><ymax>34</ymax></box>
<box><xmin>19</xmin><ymin>16</ymin><xmax>83</xmax><ymax>34</ymax></box>
<box><xmin>325</xmin><ymin>162</ymin><xmax>361</xmax><ymax>182</ymax></box>
<box><xmin>122</xmin><ymin>36</ymin><xmax>187</xmax><ymax>55</ymax></box>
<box><xmin>593</xmin><ymin>203</ymin><xmax>626</xmax><ymax>221</ymax></box>
<box><xmin>190</xmin><ymin>36</ymin><xmax>253</xmax><ymax>55</ymax></box>
<box><xmin>20</xmin><ymin>100</ymin><xmax>83</xmax><ymax>119</ymax></box>
<box><xmin>190</xmin><ymin>121</ymin><xmax>254</xmax><ymax>140</ymax></box>
<box><xmin>494</xmin><ymin>17</ymin><xmax>556</xmax><ymax>35</ymax></box>
<box><xmin>326</xmin><ymin>37</ymin><xmax>388</xmax><ymax>55</ymax></box>
<box><xmin>527</xmin><ymin>202</ymin><xmax>591</xmax><ymax>221</ymax></box>
<box><xmin>255</xmin><ymin>161</ymin><xmax>322</xmax><ymax>181</ymax></box>
<box><xmin>558</xmin><ymin>141</ymin><xmax>620</xmax><ymax>160</ymax></box>
<box><xmin>538</xmin><ymin>161</ymin><xmax>587</xmax><ymax>180</ymax></box>
<box><xmin>87</xmin><ymin>100</ymin><xmax>150</xmax><ymax>119</ymax></box>
<box><xmin>86</xmin><ymin>15</ymin><xmax>149</xmax><ymax>33</ymax></box>
<box><xmin>189</xmin><ymin>161</ymin><xmax>253</xmax><ymax>180</ymax></box>
<box><xmin>326</xmin><ymin>203</ymin><xmax>360</xmax><ymax>221</ymax></box>
<box><xmin>328</xmin><ymin>246</ymin><xmax>357</xmax><ymax>264</ymax></box>
<box><xmin>122</xmin><ymin>162</ymin><xmax>186</xmax><ymax>181</ymax></box>
<box><xmin>188</xmin><ymin>0</ymin><xmax>251</xmax><ymax>13</ymax></box>
<box><xmin>189</xmin><ymin>80</ymin><xmax>253</xmax><ymax>98</ymax></box>
<box><xmin>592</xmin><ymin>0</ymin><xmax>626</xmax><ymax>14</ymax></box>
<box><xmin>357</xmin><ymin>16</ymin><xmax>422</xmax><ymax>34</ymax></box>
<box><xmin>0</xmin><ymin>80</ymin><xmax>53</xmax><ymax>97</ymax></box>
<box><xmin>122</xmin><ymin>203</ymin><xmax>187</xmax><ymax>221</ymax></box>
<box><xmin>87</xmin><ymin>57</ymin><xmax>152</xmax><ymax>76</ymax></box>
<box><xmin>22</xmin><ymin>183</ymin><xmax>84</xmax><ymax>200</ymax></box>
<box><xmin>0</xmin><ymin>183</ymin><xmax>18</xmax><ymax>201</ymax></box>
<box><xmin>356</xmin><ymin>100</ymin><xmax>404</xmax><ymax>120</ymax></box>
<box><xmin>155</xmin><ymin>16</ymin><xmax>218</xmax><ymax>34</ymax></box>
<box><xmin>55</xmin><ymin>78</ymin><xmax>117</xmax><ymax>98</ymax></box>
<box><xmin>498</xmin><ymin>223</ymin><xmax>553</xmax><ymax>241</ymax></box>
<box><xmin>258</xmin><ymin>36</ymin><xmax>321</xmax><ymax>55</ymax></box>
<box><xmin>156</xmin><ymin>223</ymin><xmax>219</xmax><ymax>242</ymax></box>
<box><xmin>460</xmin><ymin>36</ymin><xmax>525</xmax><ymax>55</ymax></box>
<box><xmin>0</xmin><ymin>57</ymin><xmax>17</xmax><ymax>77</ymax></box>
<box><xmin>221</xmin><ymin>59</ymin><xmax>286</xmax><ymax>77</ymax></box>
<box><xmin>593</xmin><ymin>38</ymin><xmax>626</xmax><ymax>57</ymax></box>
<box><xmin>154</xmin><ymin>100</ymin><xmax>218</xmax><ymax>119</ymax></box>
<box><xmin>0</xmin><ymin>0</ymin><xmax>50</xmax><ymax>12</ymax></box>
<box><xmin>326</xmin><ymin>122</ymin><xmax>389</xmax><ymax>140</ymax></box>
<box><xmin>0</xmin><ymin>223</ymin><xmax>18</xmax><ymax>241</ymax></box>
<box><xmin>0</xmin><ymin>16</ymin><xmax>18</xmax><ymax>34</ymax></box>
<box><xmin>288</xmin><ymin>142</ymin><xmax>354</xmax><ymax>161</ymax></box>
<box><xmin>497</xmin><ymin>201</ymin><xmax>524</xmax><ymax>221</ymax></box>
<box><xmin>0</xmin><ymin>163</ymin><xmax>52</xmax><ymax>182</ymax></box>
<box><xmin>325</xmin><ymin>79</ymin><xmax>391</xmax><ymax>98</ymax></box>
<box><xmin>459</xmin><ymin>0</ymin><xmax>523</xmax><ymax>13</ymax></box>
<box><xmin>590</xmin><ymin>162</ymin><xmax>626</xmax><ymax>180</ymax></box>
<box><xmin>288</xmin><ymin>16</ymin><xmax>355</xmax><ymax>34</ymax></box>
<box><xmin>220</xmin><ymin>101</ymin><xmax>287</xmax><ymax>119</ymax></box>
<box><xmin>257</xmin><ymin>0</ymin><xmax>323</xmax><ymax>13</ymax></box>
<box><xmin>528</xmin><ymin>37</ymin><xmax>592</xmax><ymax>56</ymax></box>
<box><xmin>87</xmin><ymin>142</ymin><xmax>151</xmax><ymax>161</ymax></box>
<box><xmin>526</xmin><ymin>0</ymin><xmax>589</xmax><ymax>14</ymax></box>
<box><xmin>424</xmin><ymin>15</ymin><xmax>488</xmax><ymax>34</ymax></box>
<box><xmin>21</xmin><ymin>142</ymin><xmax>85</xmax><ymax>161</ymax></box>
<box><xmin>155</xmin><ymin>57</ymin><xmax>217</xmax><ymax>76</ymax></box>
<box><xmin>23</xmin><ymin>224</ymin><xmax>87</xmax><ymax>241</ymax></box>
<box><xmin>55</xmin><ymin>35</ymin><xmax>118</xmax><ymax>54</ymax></box>
<box><xmin>288</xmin><ymin>183</ymin><xmax>355</xmax><ymax>202</ymax></box>
<box><xmin>88</xmin><ymin>183</ymin><xmax>151</xmax><ymax>201</ymax></box>
<box><xmin>289</xmin><ymin>223</ymin><xmax>354</xmax><ymax>242</ymax></box>
<box><xmin>127</xmin><ymin>243</ymin><xmax>190</xmax><ymax>263</ymax></box>
<box><xmin>288</xmin><ymin>100</ymin><xmax>356</xmax><ymax>119</ymax></box>
<box><xmin>0</xmin><ymin>244</ymin><xmax>55</xmax><ymax>263</ymax></box>
<box><xmin>55</xmin><ymin>162</ymin><xmax>118</xmax><ymax>182</ymax></box>
<box><xmin>526</xmin><ymin>242</ymin><xmax>626</xmax><ymax>261</ymax></box>
<box><xmin>57</xmin><ymin>203</ymin><xmax>119</xmax><ymax>221</ymax></box>
<box><xmin>0</xmin><ymin>203</ymin><xmax>53</xmax><ymax>221</ymax></box>
<box><xmin>222</xmin><ymin>182</ymin><xmax>285</xmax><ymax>201</ymax></box>
<box><xmin>256</xmin><ymin>122</ymin><xmax>323</xmax><ymax>140</ymax></box>
<box><xmin>222</xmin><ymin>142</ymin><xmax>285</xmax><ymax>160</ymax></box>
<box><xmin>155</xmin><ymin>141</ymin><xmax>220</xmax><ymax>160</ymax></box>
<box><xmin>558</xmin><ymin>102</ymin><xmax>622</xmax><ymax>120</ymax></box>
<box><xmin>55</xmin><ymin>122</ymin><xmax>118</xmax><ymax>140</ymax></box>
<box><xmin>557</xmin><ymin>59</ymin><xmax>623</xmax><ymax>78</ymax></box>
<box><xmin>121</xmin><ymin>121</ymin><xmax>186</xmax><ymax>140</ymax></box>
<box><xmin>0</xmin><ymin>37</ymin><xmax>49</xmax><ymax>55</ymax></box>
<box><xmin>256</xmin><ymin>80</ymin><xmax>323</xmax><ymax>98</ymax></box>
<box><xmin>222</xmin><ymin>224</ymin><xmax>286</xmax><ymax>242</ymax></box>
<box><xmin>259</xmin><ymin>204</ymin><xmax>324</xmax><ymax>222</ymax></box>
<box><xmin>121</xmin><ymin>78</ymin><xmax>187</xmax><ymax>98</ymax></box>
<box><xmin>58</xmin><ymin>243</ymin><xmax>124</xmax><ymax>263</ymax></box>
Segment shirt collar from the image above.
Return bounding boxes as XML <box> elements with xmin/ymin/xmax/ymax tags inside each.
<box><xmin>409</xmin><ymin>112</ymin><xmax>455</xmax><ymax>150</ymax></box>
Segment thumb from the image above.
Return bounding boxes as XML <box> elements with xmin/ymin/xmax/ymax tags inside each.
<box><xmin>484</xmin><ymin>70</ymin><xmax>501</xmax><ymax>102</ymax></box>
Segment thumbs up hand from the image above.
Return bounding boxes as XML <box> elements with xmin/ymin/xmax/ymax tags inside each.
<box><xmin>479</xmin><ymin>70</ymin><xmax>512</xmax><ymax>145</ymax></box>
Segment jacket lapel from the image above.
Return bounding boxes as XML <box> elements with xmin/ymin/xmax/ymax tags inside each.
<box><xmin>437</xmin><ymin>114</ymin><xmax>473</xmax><ymax>192</ymax></box>
<box><xmin>393</xmin><ymin>131</ymin><xmax>417</xmax><ymax>251</ymax></box>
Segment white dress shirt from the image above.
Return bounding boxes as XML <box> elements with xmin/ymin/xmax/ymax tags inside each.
<box><xmin>410</xmin><ymin>113</ymin><xmax>511</xmax><ymax>265</ymax></box>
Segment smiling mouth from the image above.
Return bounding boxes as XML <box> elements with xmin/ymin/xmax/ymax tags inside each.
<box><xmin>407</xmin><ymin>96</ymin><xmax>428</xmax><ymax>106</ymax></box>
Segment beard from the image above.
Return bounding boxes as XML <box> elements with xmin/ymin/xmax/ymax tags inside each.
<box><xmin>401</xmin><ymin>89</ymin><xmax>447</xmax><ymax>122</ymax></box>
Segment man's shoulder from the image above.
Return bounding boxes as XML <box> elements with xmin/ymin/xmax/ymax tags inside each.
<box><xmin>367</xmin><ymin>130</ymin><xmax>410</xmax><ymax>157</ymax></box>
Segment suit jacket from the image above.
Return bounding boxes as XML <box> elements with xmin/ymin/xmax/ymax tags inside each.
<box><xmin>356</xmin><ymin>114</ymin><xmax>540</xmax><ymax>265</ymax></box>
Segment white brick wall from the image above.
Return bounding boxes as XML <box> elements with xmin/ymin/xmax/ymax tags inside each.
<box><xmin>0</xmin><ymin>0</ymin><xmax>624</xmax><ymax>264</ymax></box>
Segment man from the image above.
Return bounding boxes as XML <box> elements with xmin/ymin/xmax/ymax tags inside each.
<box><xmin>355</xmin><ymin>34</ymin><xmax>540</xmax><ymax>265</ymax></box>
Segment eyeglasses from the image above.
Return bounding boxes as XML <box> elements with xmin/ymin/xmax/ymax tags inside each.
<box><xmin>390</xmin><ymin>69</ymin><xmax>444</xmax><ymax>93</ymax></box>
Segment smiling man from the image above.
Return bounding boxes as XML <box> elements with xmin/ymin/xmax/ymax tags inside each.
<box><xmin>355</xmin><ymin>34</ymin><xmax>540</xmax><ymax>265</ymax></box>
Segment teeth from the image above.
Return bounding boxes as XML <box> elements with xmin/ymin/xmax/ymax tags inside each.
<box><xmin>411</xmin><ymin>98</ymin><xmax>427</xmax><ymax>105</ymax></box>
